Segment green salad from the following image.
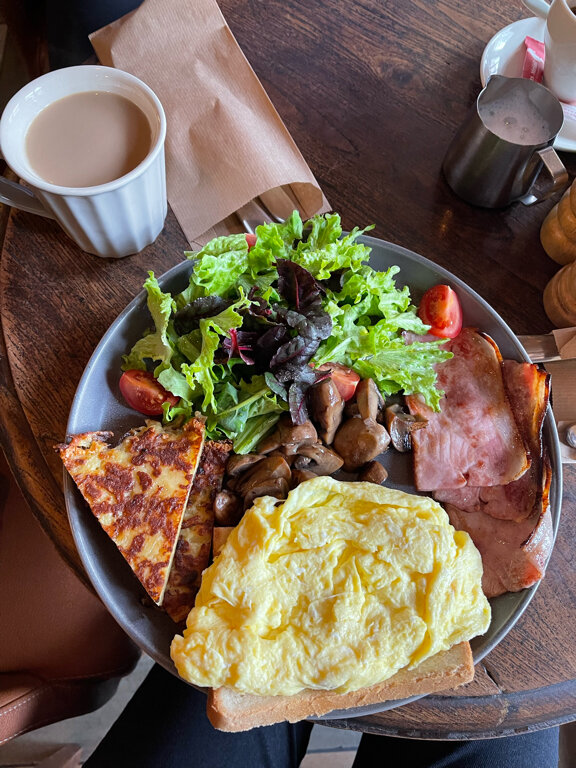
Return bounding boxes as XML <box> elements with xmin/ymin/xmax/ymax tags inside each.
<box><xmin>122</xmin><ymin>211</ymin><xmax>451</xmax><ymax>453</ymax></box>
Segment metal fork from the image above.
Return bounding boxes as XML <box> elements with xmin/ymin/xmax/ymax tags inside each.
<box><xmin>236</xmin><ymin>187</ymin><xmax>297</xmax><ymax>232</ymax></box>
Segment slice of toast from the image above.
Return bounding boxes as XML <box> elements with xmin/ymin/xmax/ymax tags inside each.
<box><xmin>206</xmin><ymin>641</ymin><xmax>473</xmax><ymax>731</ymax></box>
<box><xmin>212</xmin><ymin>525</ymin><xmax>235</xmax><ymax>557</ymax></box>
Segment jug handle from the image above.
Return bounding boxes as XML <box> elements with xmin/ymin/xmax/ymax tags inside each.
<box><xmin>0</xmin><ymin>177</ymin><xmax>55</xmax><ymax>219</ymax></box>
<box><xmin>521</xmin><ymin>0</ymin><xmax>550</xmax><ymax>18</ymax></box>
<box><xmin>519</xmin><ymin>146</ymin><xmax>570</xmax><ymax>205</ymax></box>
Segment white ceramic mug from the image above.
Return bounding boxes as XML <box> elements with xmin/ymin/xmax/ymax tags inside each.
<box><xmin>523</xmin><ymin>0</ymin><xmax>576</xmax><ymax>103</ymax></box>
<box><xmin>0</xmin><ymin>65</ymin><xmax>167</xmax><ymax>258</ymax></box>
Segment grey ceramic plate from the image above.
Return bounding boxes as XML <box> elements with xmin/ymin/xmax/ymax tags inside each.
<box><xmin>63</xmin><ymin>234</ymin><xmax>562</xmax><ymax>720</ymax></box>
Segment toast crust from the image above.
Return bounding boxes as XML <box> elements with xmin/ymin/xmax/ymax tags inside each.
<box><xmin>206</xmin><ymin>641</ymin><xmax>473</xmax><ymax>731</ymax></box>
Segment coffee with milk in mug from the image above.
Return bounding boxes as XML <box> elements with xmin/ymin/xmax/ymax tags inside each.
<box><xmin>25</xmin><ymin>91</ymin><xmax>152</xmax><ymax>188</ymax></box>
<box><xmin>0</xmin><ymin>65</ymin><xmax>167</xmax><ymax>258</ymax></box>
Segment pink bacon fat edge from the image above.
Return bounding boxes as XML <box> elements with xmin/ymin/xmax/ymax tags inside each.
<box><xmin>405</xmin><ymin>328</ymin><xmax>530</xmax><ymax>492</ymax></box>
<box><xmin>445</xmin><ymin>455</ymin><xmax>553</xmax><ymax>597</ymax></box>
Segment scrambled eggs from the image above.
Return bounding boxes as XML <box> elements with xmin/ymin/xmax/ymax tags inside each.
<box><xmin>170</xmin><ymin>477</ymin><xmax>491</xmax><ymax>696</ymax></box>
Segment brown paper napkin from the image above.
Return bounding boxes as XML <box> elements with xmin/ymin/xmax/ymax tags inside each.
<box><xmin>552</xmin><ymin>328</ymin><xmax>576</xmax><ymax>359</ymax></box>
<box><xmin>544</xmin><ymin>359</ymin><xmax>576</xmax><ymax>463</ymax></box>
<box><xmin>90</xmin><ymin>0</ymin><xmax>330</xmax><ymax>244</ymax></box>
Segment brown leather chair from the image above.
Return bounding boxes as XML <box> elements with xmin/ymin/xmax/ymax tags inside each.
<box><xmin>0</xmin><ymin>450</ymin><xmax>140</xmax><ymax>759</ymax></box>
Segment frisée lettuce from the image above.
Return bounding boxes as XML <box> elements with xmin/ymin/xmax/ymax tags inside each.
<box><xmin>122</xmin><ymin>211</ymin><xmax>451</xmax><ymax>452</ymax></box>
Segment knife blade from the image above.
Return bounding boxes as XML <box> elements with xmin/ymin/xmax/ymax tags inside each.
<box><xmin>518</xmin><ymin>329</ymin><xmax>576</xmax><ymax>363</ymax></box>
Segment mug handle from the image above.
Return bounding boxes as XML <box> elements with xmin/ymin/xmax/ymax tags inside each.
<box><xmin>0</xmin><ymin>177</ymin><xmax>55</xmax><ymax>219</ymax></box>
<box><xmin>519</xmin><ymin>146</ymin><xmax>570</xmax><ymax>206</ymax></box>
<box><xmin>521</xmin><ymin>0</ymin><xmax>551</xmax><ymax>18</ymax></box>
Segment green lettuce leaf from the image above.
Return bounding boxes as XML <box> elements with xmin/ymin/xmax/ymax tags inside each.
<box><xmin>210</xmin><ymin>375</ymin><xmax>287</xmax><ymax>452</ymax></box>
<box><xmin>179</xmin><ymin>295</ymin><xmax>251</xmax><ymax>412</ymax></box>
<box><xmin>122</xmin><ymin>272</ymin><xmax>176</xmax><ymax>371</ymax></box>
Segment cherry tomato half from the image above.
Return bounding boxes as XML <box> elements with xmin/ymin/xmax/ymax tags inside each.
<box><xmin>417</xmin><ymin>284</ymin><xmax>463</xmax><ymax>339</ymax></box>
<box><xmin>316</xmin><ymin>362</ymin><xmax>361</xmax><ymax>401</ymax></box>
<box><xmin>245</xmin><ymin>233</ymin><xmax>257</xmax><ymax>250</ymax></box>
<box><xmin>119</xmin><ymin>370</ymin><xmax>180</xmax><ymax>416</ymax></box>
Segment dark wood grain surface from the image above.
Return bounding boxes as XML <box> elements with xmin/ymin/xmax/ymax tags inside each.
<box><xmin>1</xmin><ymin>0</ymin><xmax>575</xmax><ymax>739</ymax></box>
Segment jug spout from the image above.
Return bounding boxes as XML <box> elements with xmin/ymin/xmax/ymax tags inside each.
<box><xmin>485</xmin><ymin>74</ymin><xmax>507</xmax><ymax>86</ymax></box>
<box><xmin>476</xmin><ymin>75</ymin><xmax>507</xmax><ymax>109</ymax></box>
<box><xmin>480</xmin><ymin>74</ymin><xmax>518</xmax><ymax>105</ymax></box>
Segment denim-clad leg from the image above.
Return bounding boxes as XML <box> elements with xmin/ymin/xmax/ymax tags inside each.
<box><xmin>84</xmin><ymin>663</ymin><xmax>313</xmax><ymax>768</ymax></box>
<box><xmin>351</xmin><ymin>728</ymin><xmax>560</xmax><ymax>768</ymax></box>
<box><xmin>84</xmin><ymin>662</ymin><xmax>559</xmax><ymax>768</ymax></box>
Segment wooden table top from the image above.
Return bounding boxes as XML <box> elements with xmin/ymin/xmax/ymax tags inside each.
<box><xmin>1</xmin><ymin>0</ymin><xmax>576</xmax><ymax>740</ymax></box>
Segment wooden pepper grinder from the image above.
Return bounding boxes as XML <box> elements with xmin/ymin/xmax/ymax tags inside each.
<box><xmin>543</xmin><ymin>259</ymin><xmax>576</xmax><ymax>327</ymax></box>
<box><xmin>540</xmin><ymin>179</ymin><xmax>576</xmax><ymax>264</ymax></box>
<box><xmin>541</xmin><ymin>176</ymin><xmax>576</xmax><ymax>326</ymax></box>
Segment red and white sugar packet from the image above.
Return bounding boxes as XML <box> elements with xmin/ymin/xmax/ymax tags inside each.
<box><xmin>523</xmin><ymin>36</ymin><xmax>545</xmax><ymax>82</ymax></box>
<box><xmin>521</xmin><ymin>36</ymin><xmax>576</xmax><ymax>132</ymax></box>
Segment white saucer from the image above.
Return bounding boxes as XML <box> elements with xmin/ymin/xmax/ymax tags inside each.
<box><xmin>480</xmin><ymin>16</ymin><xmax>576</xmax><ymax>153</ymax></box>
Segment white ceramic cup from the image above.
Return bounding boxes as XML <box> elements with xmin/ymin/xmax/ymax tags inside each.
<box><xmin>0</xmin><ymin>65</ymin><xmax>167</xmax><ymax>258</ymax></box>
<box><xmin>523</xmin><ymin>0</ymin><xmax>576</xmax><ymax>103</ymax></box>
